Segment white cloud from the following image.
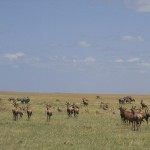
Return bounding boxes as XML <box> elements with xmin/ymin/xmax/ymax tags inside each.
<box><xmin>84</xmin><ymin>57</ymin><xmax>96</xmax><ymax>64</ymax></box>
<box><xmin>49</xmin><ymin>56</ymin><xmax>58</xmax><ymax>61</ymax></box>
<box><xmin>78</xmin><ymin>41</ymin><xmax>91</xmax><ymax>48</ymax></box>
<box><xmin>72</xmin><ymin>58</ymin><xmax>79</xmax><ymax>63</ymax></box>
<box><xmin>115</xmin><ymin>59</ymin><xmax>124</xmax><ymax>63</ymax></box>
<box><xmin>4</xmin><ymin>52</ymin><xmax>25</xmax><ymax>61</ymax></box>
<box><xmin>114</xmin><ymin>57</ymin><xmax>150</xmax><ymax>72</ymax></box>
<box><xmin>127</xmin><ymin>57</ymin><xmax>140</xmax><ymax>63</ymax></box>
<box><xmin>140</xmin><ymin>62</ymin><xmax>150</xmax><ymax>67</ymax></box>
<box><xmin>73</xmin><ymin>57</ymin><xmax>96</xmax><ymax>64</ymax></box>
<box><xmin>115</xmin><ymin>57</ymin><xmax>140</xmax><ymax>63</ymax></box>
<box><xmin>125</xmin><ymin>0</ymin><xmax>150</xmax><ymax>12</ymax></box>
<box><xmin>122</xmin><ymin>35</ymin><xmax>144</xmax><ymax>42</ymax></box>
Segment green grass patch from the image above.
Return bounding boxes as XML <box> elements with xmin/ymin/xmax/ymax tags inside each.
<box><xmin>0</xmin><ymin>92</ymin><xmax>150</xmax><ymax>150</ymax></box>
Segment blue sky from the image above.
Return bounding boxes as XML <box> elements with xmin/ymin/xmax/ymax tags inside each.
<box><xmin>0</xmin><ymin>0</ymin><xmax>150</xmax><ymax>94</ymax></box>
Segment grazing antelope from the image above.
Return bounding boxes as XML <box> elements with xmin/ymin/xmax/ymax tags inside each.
<box><xmin>100</xmin><ymin>102</ymin><xmax>109</xmax><ymax>110</ymax></box>
<box><xmin>26</xmin><ymin>105</ymin><xmax>32</xmax><ymax>120</ymax></box>
<box><xmin>46</xmin><ymin>104</ymin><xmax>52</xmax><ymax>121</ymax></box>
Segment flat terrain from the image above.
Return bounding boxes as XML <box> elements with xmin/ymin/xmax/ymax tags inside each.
<box><xmin>0</xmin><ymin>92</ymin><xmax>150</xmax><ymax>150</ymax></box>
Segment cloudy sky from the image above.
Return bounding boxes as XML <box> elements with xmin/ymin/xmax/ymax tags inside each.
<box><xmin>0</xmin><ymin>0</ymin><xmax>150</xmax><ymax>94</ymax></box>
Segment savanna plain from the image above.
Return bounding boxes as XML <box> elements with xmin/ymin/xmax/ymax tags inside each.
<box><xmin>0</xmin><ymin>92</ymin><xmax>150</xmax><ymax>150</ymax></box>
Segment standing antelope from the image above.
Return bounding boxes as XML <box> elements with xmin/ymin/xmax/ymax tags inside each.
<box><xmin>130</xmin><ymin>106</ymin><xmax>143</xmax><ymax>130</ymax></box>
<box><xmin>46</xmin><ymin>104</ymin><xmax>53</xmax><ymax>121</ymax></box>
<box><xmin>140</xmin><ymin>100</ymin><xmax>149</xmax><ymax>111</ymax></box>
<box><xmin>12</xmin><ymin>102</ymin><xmax>19</xmax><ymax>121</ymax></box>
<box><xmin>82</xmin><ymin>98</ymin><xmax>88</xmax><ymax>107</ymax></box>
<box><xmin>66</xmin><ymin>102</ymin><xmax>74</xmax><ymax>117</ymax></box>
<box><xmin>118</xmin><ymin>106</ymin><xmax>135</xmax><ymax>127</ymax></box>
<box><xmin>26</xmin><ymin>105</ymin><xmax>32</xmax><ymax>120</ymax></box>
<box><xmin>12</xmin><ymin>107</ymin><xmax>19</xmax><ymax>121</ymax></box>
<box><xmin>133</xmin><ymin>106</ymin><xmax>150</xmax><ymax>126</ymax></box>
<box><xmin>72</xmin><ymin>104</ymin><xmax>79</xmax><ymax>117</ymax></box>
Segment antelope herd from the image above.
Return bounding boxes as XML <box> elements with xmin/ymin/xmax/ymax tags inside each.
<box><xmin>0</xmin><ymin>95</ymin><xmax>149</xmax><ymax>131</ymax></box>
<box><xmin>66</xmin><ymin>102</ymin><xmax>79</xmax><ymax>117</ymax></box>
<box><xmin>9</xmin><ymin>97</ymin><xmax>30</xmax><ymax>104</ymax></box>
<box><xmin>119</xmin><ymin>99</ymin><xmax>150</xmax><ymax>130</ymax></box>
<box><xmin>11</xmin><ymin>100</ymin><xmax>32</xmax><ymax>121</ymax></box>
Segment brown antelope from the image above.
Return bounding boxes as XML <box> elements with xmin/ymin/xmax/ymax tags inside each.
<box><xmin>66</xmin><ymin>102</ymin><xmax>74</xmax><ymax>117</ymax></box>
<box><xmin>46</xmin><ymin>104</ymin><xmax>52</xmax><ymax>121</ymax></box>
<box><xmin>72</xmin><ymin>104</ymin><xmax>79</xmax><ymax>117</ymax></box>
<box><xmin>130</xmin><ymin>106</ymin><xmax>143</xmax><ymax>130</ymax></box>
<box><xmin>118</xmin><ymin>106</ymin><xmax>135</xmax><ymax>128</ymax></box>
<box><xmin>26</xmin><ymin>105</ymin><xmax>32</xmax><ymax>120</ymax></box>
<box><xmin>18</xmin><ymin>111</ymin><xmax>23</xmax><ymax>118</ymax></box>
<box><xmin>132</xmin><ymin>106</ymin><xmax>150</xmax><ymax>126</ymax></box>
<box><xmin>100</xmin><ymin>102</ymin><xmax>109</xmax><ymax>110</ymax></box>
<box><xmin>140</xmin><ymin>100</ymin><xmax>149</xmax><ymax>111</ymax></box>
<box><xmin>118</xmin><ymin>106</ymin><xmax>126</xmax><ymax>123</ymax></box>
<box><xmin>16</xmin><ymin>106</ymin><xmax>24</xmax><ymax>119</ymax></box>
<box><xmin>82</xmin><ymin>98</ymin><xmax>88</xmax><ymax>107</ymax></box>
<box><xmin>12</xmin><ymin>102</ymin><xmax>19</xmax><ymax>121</ymax></box>
<box><xmin>12</xmin><ymin>107</ymin><xmax>19</xmax><ymax>121</ymax></box>
<box><xmin>119</xmin><ymin>105</ymin><xmax>150</xmax><ymax>130</ymax></box>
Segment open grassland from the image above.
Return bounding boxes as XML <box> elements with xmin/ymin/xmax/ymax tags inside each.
<box><xmin>0</xmin><ymin>92</ymin><xmax>150</xmax><ymax>150</ymax></box>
